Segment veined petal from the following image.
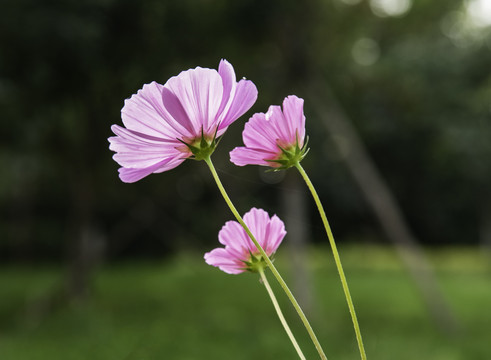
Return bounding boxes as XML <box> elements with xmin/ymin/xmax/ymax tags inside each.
<box><xmin>243</xmin><ymin>208</ymin><xmax>270</xmax><ymax>252</ymax></box>
<box><xmin>151</xmin><ymin>156</ymin><xmax>187</xmax><ymax>174</ymax></box>
<box><xmin>282</xmin><ymin>95</ymin><xmax>306</xmax><ymax>147</ymax></box>
<box><xmin>267</xmin><ymin>105</ymin><xmax>294</xmax><ymax>147</ymax></box>
<box><xmin>229</xmin><ymin>95</ymin><xmax>307</xmax><ymax>169</ymax></box>
<box><xmin>242</xmin><ymin>113</ymin><xmax>280</xmax><ymax>153</ymax></box>
<box><xmin>118</xmin><ymin>166</ymin><xmax>160</xmax><ymax>183</ymax></box>
<box><xmin>216</xmin><ymin>59</ymin><xmax>258</xmax><ymax>131</ymax></box>
<box><xmin>218</xmin><ymin>220</ymin><xmax>253</xmax><ymax>256</ymax></box>
<box><xmin>163</xmin><ymin>67</ymin><xmax>223</xmax><ymax>137</ymax></box>
<box><xmin>204</xmin><ymin>248</ymin><xmax>246</xmax><ymax>274</ymax></box>
<box><xmin>218</xmin><ymin>78</ymin><xmax>258</xmax><ymax>130</ymax></box>
<box><xmin>263</xmin><ymin>214</ymin><xmax>286</xmax><ymax>255</ymax></box>
<box><xmin>121</xmin><ymin>82</ymin><xmax>188</xmax><ymax>139</ymax></box>
<box><xmin>109</xmin><ymin>125</ymin><xmax>187</xmax><ymax>168</ymax></box>
<box><xmin>117</xmin><ymin>156</ymin><xmax>185</xmax><ymax>183</ymax></box>
<box><xmin>110</xmin><ymin>60</ymin><xmax>256</xmax><ymax>182</ymax></box>
<box><xmin>229</xmin><ymin>147</ymin><xmax>278</xmax><ymax>167</ymax></box>
<box><xmin>110</xmin><ymin>124</ymin><xmax>180</xmax><ymax>147</ymax></box>
<box><xmin>205</xmin><ymin>208</ymin><xmax>286</xmax><ymax>275</ymax></box>
<box><xmin>217</xmin><ymin>59</ymin><xmax>236</xmax><ymax>117</ymax></box>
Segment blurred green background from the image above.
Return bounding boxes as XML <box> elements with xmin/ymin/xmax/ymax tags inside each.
<box><xmin>1</xmin><ymin>0</ymin><xmax>490</xmax><ymax>359</ymax></box>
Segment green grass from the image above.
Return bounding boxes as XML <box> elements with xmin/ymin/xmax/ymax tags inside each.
<box><xmin>0</xmin><ymin>245</ymin><xmax>490</xmax><ymax>359</ymax></box>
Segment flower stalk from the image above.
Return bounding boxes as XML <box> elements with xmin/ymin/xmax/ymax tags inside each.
<box><xmin>295</xmin><ymin>162</ymin><xmax>367</xmax><ymax>360</ymax></box>
<box><xmin>258</xmin><ymin>266</ymin><xmax>306</xmax><ymax>360</ymax></box>
<box><xmin>204</xmin><ymin>156</ymin><xmax>328</xmax><ymax>360</ymax></box>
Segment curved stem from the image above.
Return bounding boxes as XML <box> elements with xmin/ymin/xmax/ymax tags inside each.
<box><xmin>258</xmin><ymin>267</ymin><xmax>306</xmax><ymax>360</ymax></box>
<box><xmin>204</xmin><ymin>156</ymin><xmax>327</xmax><ymax>360</ymax></box>
<box><xmin>295</xmin><ymin>162</ymin><xmax>367</xmax><ymax>360</ymax></box>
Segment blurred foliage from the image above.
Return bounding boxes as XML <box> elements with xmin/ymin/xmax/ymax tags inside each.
<box><xmin>1</xmin><ymin>0</ymin><xmax>490</xmax><ymax>261</ymax></box>
<box><xmin>1</xmin><ymin>245</ymin><xmax>490</xmax><ymax>359</ymax></box>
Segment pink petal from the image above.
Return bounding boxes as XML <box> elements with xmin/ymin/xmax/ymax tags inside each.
<box><xmin>216</xmin><ymin>59</ymin><xmax>236</xmax><ymax>117</ymax></box>
<box><xmin>121</xmin><ymin>82</ymin><xmax>187</xmax><ymax>139</ymax></box>
<box><xmin>110</xmin><ymin>61</ymin><xmax>257</xmax><ymax>182</ymax></box>
<box><xmin>204</xmin><ymin>248</ymin><xmax>246</xmax><ymax>274</ymax></box>
<box><xmin>109</xmin><ymin>125</ymin><xmax>187</xmax><ymax>168</ymax></box>
<box><xmin>218</xmin><ymin>220</ymin><xmax>253</xmax><ymax>257</ymax></box>
<box><xmin>228</xmin><ymin>95</ymin><xmax>306</xmax><ymax>168</ymax></box>
<box><xmin>218</xmin><ymin>78</ymin><xmax>258</xmax><ymax>130</ymax></box>
<box><xmin>117</xmin><ymin>156</ymin><xmax>184</xmax><ymax>183</ymax></box>
<box><xmin>243</xmin><ymin>208</ymin><xmax>285</xmax><ymax>256</ymax></box>
<box><xmin>216</xmin><ymin>60</ymin><xmax>258</xmax><ymax>130</ymax></box>
<box><xmin>242</xmin><ymin>112</ymin><xmax>281</xmax><ymax>153</ymax></box>
<box><xmin>263</xmin><ymin>214</ymin><xmax>286</xmax><ymax>255</ymax></box>
<box><xmin>229</xmin><ymin>147</ymin><xmax>277</xmax><ymax>167</ymax></box>
<box><xmin>281</xmin><ymin>95</ymin><xmax>306</xmax><ymax>147</ymax></box>
<box><xmin>265</xmin><ymin>105</ymin><xmax>291</xmax><ymax>145</ymax></box>
<box><xmin>205</xmin><ymin>208</ymin><xmax>286</xmax><ymax>274</ymax></box>
<box><xmin>163</xmin><ymin>67</ymin><xmax>223</xmax><ymax>136</ymax></box>
<box><xmin>243</xmin><ymin>208</ymin><xmax>270</xmax><ymax>252</ymax></box>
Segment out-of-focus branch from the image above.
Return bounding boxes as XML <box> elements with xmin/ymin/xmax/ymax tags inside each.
<box><xmin>281</xmin><ymin>172</ymin><xmax>313</xmax><ymax>314</ymax></box>
<box><xmin>307</xmin><ymin>81</ymin><xmax>459</xmax><ymax>333</ymax></box>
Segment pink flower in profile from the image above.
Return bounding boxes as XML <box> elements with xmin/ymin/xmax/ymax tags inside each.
<box><xmin>108</xmin><ymin>59</ymin><xmax>258</xmax><ymax>183</ymax></box>
<box><xmin>230</xmin><ymin>95</ymin><xmax>308</xmax><ymax>169</ymax></box>
<box><xmin>204</xmin><ymin>208</ymin><xmax>286</xmax><ymax>274</ymax></box>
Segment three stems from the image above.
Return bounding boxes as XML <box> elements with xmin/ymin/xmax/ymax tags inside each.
<box><xmin>206</xmin><ymin>156</ymin><xmax>367</xmax><ymax>360</ymax></box>
<box><xmin>205</xmin><ymin>156</ymin><xmax>328</xmax><ymax>360</ymax></box>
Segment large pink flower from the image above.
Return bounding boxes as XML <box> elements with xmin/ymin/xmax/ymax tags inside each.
<box><xmin>109</xmin><ymin>59</ymin><xmax>258</xmax><ymax>183</ymax></box>
<box><xmin>230</xmin><ymin>95</ymin><xmax>307</xmax><ymax>169</ymax></box>
<box><xmin>204</xmin><ymin>208</ymin><xmax>286</xmax><ymax>274</ymax></box>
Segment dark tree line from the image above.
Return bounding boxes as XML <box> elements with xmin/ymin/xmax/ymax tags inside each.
<box><xmin>1</xmin><ymin>0</ymin><xmax>490</xmax><ymax>263</ymax></box>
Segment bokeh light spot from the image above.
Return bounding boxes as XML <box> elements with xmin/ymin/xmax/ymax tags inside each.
<box><xmin>352</xmin><ymin>38</ymin><xmax>380</xmax><ymax>66</ymax></box>
<box><xmin>370</xmin><ymin>0</ymin><xmax>412</xmax><ymax>17</ymax></box>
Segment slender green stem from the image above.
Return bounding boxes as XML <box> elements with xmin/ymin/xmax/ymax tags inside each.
<box><xmin>295</xmin><ymin>162</ymin><xmax>367</xmax><ymax>360</ymax></box>
<box><xmin>204</xmin><ymin>156</ymin><xmax>327</xmax><ymax>360</ymax></box>
<box><xmin>258</xmin><ymin>267</ymin><xmax>306</xmax><ymax>360</ymax></box>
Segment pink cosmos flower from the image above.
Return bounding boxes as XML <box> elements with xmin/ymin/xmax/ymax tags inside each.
<box><xmin>109</xmin><ymin>59</ymin><xmax>258</xmax><ymax>183</ymax></box>
<box><xmin>229</xmin><ymin>95</ymin><xmax>308</xmax><ymax>169</ymax></box>
<box><xmin>204</xmin><ymin>208</ymin><xmax>286</xmax><ymax>274</ymax></box>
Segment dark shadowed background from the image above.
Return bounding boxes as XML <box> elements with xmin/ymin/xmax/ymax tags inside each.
<box><xmin>1</xmin><ymin>0</ymin><xmax>490</xmax><ymax>359</ymax></box>
<box><xmin>2</xmin><ymin>0</ymin><xmax>491</xmax><ymax>261</ymax></box>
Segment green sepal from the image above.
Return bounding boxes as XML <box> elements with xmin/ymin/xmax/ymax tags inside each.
<box><xmin>240</xmin><ymin>250</ymin><xmax>275</xmax><ymax>273</ymax></box>
<box><xmin>177</xmin><ymin>127</ymin><xmax>219</xmax><ymax>161</ymax></box>
<box><xmin>264</xmin><ymin>133</ymin><xmax>309</xmax><ymax>170</ymax></box>
<box><xmin>200</xmin><ymin>131</ymin><xmax>209</xmax><ymax>150</ymax></box>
